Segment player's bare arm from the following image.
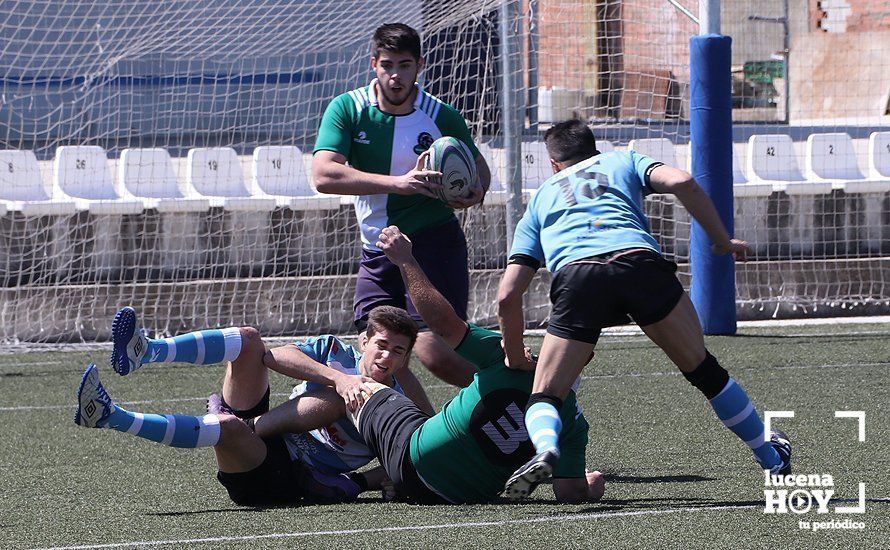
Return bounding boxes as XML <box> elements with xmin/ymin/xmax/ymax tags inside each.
<box><xmin>648</xmin><ymin>164</ymin><xmax>750</xmax><ymax>260</ymax></box>
<box><xmin>497</xmin><ymin>263</ymin><xmax>537</xmax><ymax>370</ymax></box>
<box><xmin>377</xmin><ymin>226</ymin><xmax>468</xmax><ymax>347</ymax></box>
<box><xmin>264</xmin><ymin>344</ymin><xmax>374</xmax><ymax>411</ymax></box>
<box><xmin>553</xmin><ymin>471</ymin><xmax>606</xmax><ymax>504</ymax></box>
<box><xmin>313</xmin><ymin>150</ymin><xmax>440</xmax><ymax>198</ymax></box>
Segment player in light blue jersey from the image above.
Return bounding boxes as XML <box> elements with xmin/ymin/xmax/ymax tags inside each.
<box><xmin>498</xmin><ymin>120</ymin><xmax>791</xmax><ymax>499</ymax></box>
<box><xmin>75</xmin><ymin>305</ymin><xmax>431</xmax><ymax>506</ymax></box>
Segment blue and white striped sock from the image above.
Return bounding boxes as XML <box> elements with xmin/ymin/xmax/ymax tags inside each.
<box><xmin>709</xmin><ymin>378</ymin><xmax>781</xmax><ymax>469</ymax></box>
<box><xmin>104</xmin><ymin>404</ymin><xmax>221</xmax><ymax>448</ymax></box>
<box><xmin>144</xmin><ymin>328</ymin><xmax>242</xmax><ymax>365</ymax></box>
<box><xmin>525</xmin><ymin>402</ymin><xmax>562</xmax><ymax>455</ymax></box>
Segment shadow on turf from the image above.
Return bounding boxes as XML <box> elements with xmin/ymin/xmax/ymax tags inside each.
<box><xmin>147</xmin><ymin>497</ymin><xmax>399</xmax><ymax>516</ymax></box>
<box><xmin>602</xmin><ymin>473</ymin><xmax>713</xmax><ymax>483</ymax></box>
<box><xmin>149</xmin><ymin>508</ymin><xmax>267</xmax><ymax>516</ymax></box>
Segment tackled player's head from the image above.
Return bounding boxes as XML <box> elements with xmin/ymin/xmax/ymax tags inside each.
<box><xmin>544</xmin><ymin>119</ymin><xmax>599</xmax><ymax>171</ymax></box>
<box><xmin>359</xmin><ymin>306</ymin><xmax>419</xmax><ymax>383</ymax></box>
<box><xmin>371</xmin><ymin>23</ymin><xmax>424</xmax><ymax>109</ymax></box>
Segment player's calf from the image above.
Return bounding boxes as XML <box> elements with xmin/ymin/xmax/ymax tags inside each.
<box><xmin>74</xmin><ymin>363</ymin><xmax>222</xmax><ymax>448</ymax></box>
<box><xmin>683</xmin><ymin>351</ymin><xmax>784</xmax><ymax>472</ymax></box>
<box><xmin>110</xmin><ymin>306</ymin><xmax>245</xmax><ymax>375</ymax></box>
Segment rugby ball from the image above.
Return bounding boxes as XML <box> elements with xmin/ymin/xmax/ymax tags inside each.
<box><xmin>424</xmin><ymin>136</ymin><xmax>478</xmax><ymax>203</ymax></box>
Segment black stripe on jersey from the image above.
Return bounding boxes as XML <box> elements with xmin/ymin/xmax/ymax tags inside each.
<box><xmin>643</xmin><ymin>161</ymin><xmax>665</xmax><ymax>186</ymax></box>
<box><xmin>508</xmin><ymin>254</ymin><xmax>542</xmax><ymax>271</ymax></box>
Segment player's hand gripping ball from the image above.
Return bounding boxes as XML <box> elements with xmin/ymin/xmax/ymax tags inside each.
<box><xmin>423</xmin><ymin>136</ymin><xmax>479</xmax><ymax>203</ymax></box>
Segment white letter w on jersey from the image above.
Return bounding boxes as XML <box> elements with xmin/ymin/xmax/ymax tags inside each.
<box><xmin>481</xmin><ymin>403</ymin><xmax>529</xmax><ymax>454</ymax></box>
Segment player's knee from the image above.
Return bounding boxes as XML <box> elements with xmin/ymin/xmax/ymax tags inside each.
<box><xmin>217</xmin><ymin>414</ymin><xmax>253</xmax><ymax>445</ymax></box>
<box><xmin>351</xmin><ymin>382</ymin><xmax>390</xmax><ymax>427</ymax></box>
<box><xmin>238</xmin><ymin>326</ymin><xmax>264</xmax><ymax>355</ymax></box>
<box><xmin>362</xmin><ymin>382</ymin><xmax>389</xmax><ymax>398</ymax></box>
<box><xmin>681</xmin><ymin>350</ymin><xmax>729</xmax><ymax>399</ymax></box>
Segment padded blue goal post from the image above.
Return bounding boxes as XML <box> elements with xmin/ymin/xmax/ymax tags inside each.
<box><xmin>689</xmin><ymin>33</ymin><xmax>736</xmax><ymax>335</ymax></box>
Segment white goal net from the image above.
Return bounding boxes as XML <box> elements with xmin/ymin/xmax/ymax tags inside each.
<box><xmin>1</xmin><ymin>0</ymin><xmax>888</xmax><ymax>346</ymax></box>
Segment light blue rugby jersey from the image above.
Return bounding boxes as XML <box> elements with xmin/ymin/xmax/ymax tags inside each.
<box><xmin>281</xmin><ymin>335</ymin><xmax>404</xmax><ymax>474</ymax></box>
<box><xmin>510</xmin><ymin>150</ymin><xmax>664</xmax><ymax>273</ymax></box>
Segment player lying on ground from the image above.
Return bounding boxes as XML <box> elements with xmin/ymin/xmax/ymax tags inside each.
<box><xmin>307</xmin><ymin>225</ymin><xmax>604</xmax><ymax>504</ymax></box>
<box><xmin>497</xmin><ymin>119</ymin><xmax>791</xmax><ymax>499</ymax></box>
<box><xmin>74</xmin><ymin>306</ymin><xmax>430</xmax><ymax>505</ymax></box>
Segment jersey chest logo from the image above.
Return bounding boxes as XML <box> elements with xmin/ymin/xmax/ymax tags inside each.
<box><xmin>413</xmin><ymin>131</ymin><xmax>435</xmax><ymax>154</ymax></box>
<box><xmin>353</xmin><ymin>130</ymin><xmax>371</xmax><ymax>145</ymax></box>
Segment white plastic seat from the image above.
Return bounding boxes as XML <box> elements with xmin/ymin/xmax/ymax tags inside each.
<box><xmin>521</xmin><ymin>141</ymin><xmax>551</xmax><ymax>191</ymax></box>
<box><xmin>54</xmin><ymin>146</ymin><xmax>143</xmax><ymax>214</ymax></box>
<box><xmin>728</xmin><ymin>144</ymin><xmax>773</xmax><ymax>197</ymax></box>
<box><xmin>252</xmin><ymin>146</ymin><xmax>338</xmax><ymax>211</ymax></box>
<box><xmin>628</xmin><ymin>138</ymin><xmax>677</xmax><ymax>167</ymax></box>
<box><xmin>805</xmin><ymin>133</ymin><xmax>889</xmax><ymax>193</ymax></box>
<box><xmin>868</xmin><ymin>131</ymin><xmax>890</xmax><ymax>180</ymax></box>
<box><xmin>597</xmin><ymin>140</ymin><xmax>615</xmax><ymax>153</ymax></box>
<box><xmin>120</xmin><ymin>148</ymin><xmax>209</xmax><ymax>212</ymax></box>
<box><xmin>0</xmin><ymin>150</ymin><xmax>76</xmax><ymax>216</ymax></box>
<box><xmin>187</xmin><ymin>147</ymin><xmax>275</xmax><ymax>211</ymax></box>
<box><xmin>746</xmin><ymin>134</ymin><xmax>831</xmax><ymax>195</ymax></box>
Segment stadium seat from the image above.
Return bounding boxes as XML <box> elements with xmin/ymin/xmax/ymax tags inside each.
<box><xmin>120</xmin><ymin>148</ymin><xmax>210</xmax><ymax>212</ymax></box>
<box><xmin>726</xmin><ymin>143</ymin><xmax>771</xmax><ymax>256</ymax></box>
<box><xmin>187</xmin><ymin>147</ymin><xmax>274</xmax><ymax>272</ymax></box>
<box><xmin>805</xmin><ymin>132</ymin><xmax>890</xmax><ymax>254</ymax></box>
<box><xmin>868</xmin><ymin>131</ymin><xmax>890</xmax><ymax>180</ymax></box>
<box><xmin>628</xmin><ymin>138</ymin><xmax>677</xmax><ymax>167</ymax></box>
<box><xmin>747</xmin><ymin>134</ymin><xmax>832</xmax><ymax>255</ymax></box>
<box><xmin>53</xmin><ymin>146</ymin><xmax>144</xmax><ymax>214</ymax></box>
<box><xmin>0</xmin><ymin>150</ymin><xmax>77</xmax><ymax>216</ymax></box>
<box><xmin>186</xmin><ymin>147</ymin><xmax>275</xmax><ymax>211</ymax></box>
<box><xmin>521</xmin><ymin>141</ymin><xmax>551</xmax><ymax>191</ymax></box>
<box><xmin>597</xmin><ymin>140</ymin><xmax>615</xmax><ymax>153</ymax></box>
<box><xmin>252</xmin><ymin>146</ymin><xmax>338</xmax><ymax>211</ymax></box>
<box><xmin>805</xmin><ymin>133</ymin><xmax>890</xmax><ymax>193</ymax></box>
<box><xmin>746</xmin><ymin>135</ymin><xmax>831</xmax><ymax>195</ymax></box>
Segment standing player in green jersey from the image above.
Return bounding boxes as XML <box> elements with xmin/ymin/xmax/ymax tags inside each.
<box><xmin>338</xmin><ymin>225</ymin><xmax>604</xmax><ymax>504</ymax></box>
<box><xmin>312</xmin><ymin>23</ymin><xmax>491</xmax><ymax>389</ymax></box>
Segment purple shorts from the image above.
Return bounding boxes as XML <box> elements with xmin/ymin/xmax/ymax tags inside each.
<box><xmin>354</xmin><ymin>218</ymin><xmax>469</xmax><ymax>331</ymax></box>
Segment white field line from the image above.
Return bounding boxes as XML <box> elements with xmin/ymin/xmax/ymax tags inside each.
<box><xmin>2</xmin><ymin>361</ymin><xmax>887</xmax><ymax>413</ymax></box>
<box><xmin>3</xmin><ymin>315</ymin><xmax>890</xmax><ymax>358</ymax></box>
<box><xmin>30</xmin><ymin>504</ymin><xmax>760</xmax><ymax>550</ymax></box>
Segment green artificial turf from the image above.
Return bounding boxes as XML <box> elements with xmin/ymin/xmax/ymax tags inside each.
<box><xmin>1</xmin><ymin>323</ymin><xmax>887</xmax><ymax>549</ymax></box>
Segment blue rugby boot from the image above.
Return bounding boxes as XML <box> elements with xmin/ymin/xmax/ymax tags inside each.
<box><xmin>74</xmin><ymin>364</ymin><xmax>114</xmax><ymax>428</ymax></box>
<box><xmin>110</xmin><ymin>306</ymin><xmax>148</xmax><ymax>376</ymax></box>
<box><xmin>767</xmin><ymin>429</ymin><xmax>792</xmax><ymax>476</ymax></box>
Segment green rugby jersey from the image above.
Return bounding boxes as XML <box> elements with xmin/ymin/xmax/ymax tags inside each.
<box><xmin>314</xmin><ymin>79</ymin><xmax>480</xmax><ymax>249</ymax></box>
<box><xmin>409</xmin><ymin>324</ymin><xmax>589</xmax><ymax>503</ymax></box>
